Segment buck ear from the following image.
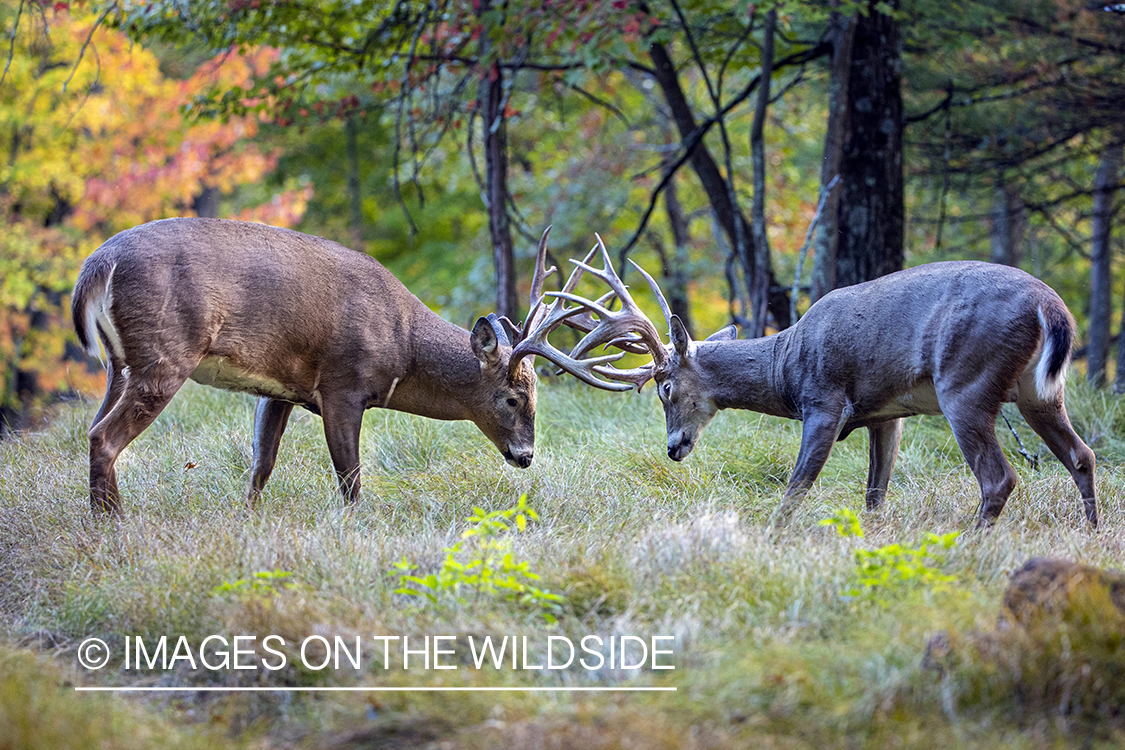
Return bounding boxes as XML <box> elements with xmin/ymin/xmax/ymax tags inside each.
<box><xmin>471</xmin><ymin>317</ymin><xmax>503</xmax><ymax>367</ymax></box>
<box><xmin>705</xmin><ymin>324</ymin><xmax>738</xmax><ymax>342</ymax></box>
<box><xmin>670</xmin><ymin>315</ymin><xmax>693</xmax><ymax>356</ymax></box>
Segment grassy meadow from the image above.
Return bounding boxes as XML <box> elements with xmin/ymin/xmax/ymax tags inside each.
<box><xmin>1</xmin><ymin>374</ymin><xmax>1124</xmax><ymax>749</ymax></box>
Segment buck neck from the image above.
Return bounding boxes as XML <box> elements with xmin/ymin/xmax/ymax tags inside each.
<box><xmin>693</xmin><ymin>331</ymin><xmax>796</xmax><ymax>419</ymax></box>
<box><xmin>385</xmin><ymin>309</ymin><xmax>484</xmax><ymax>422</ymax></box>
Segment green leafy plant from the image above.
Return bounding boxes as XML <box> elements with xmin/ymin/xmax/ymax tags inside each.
<box><xmin>393</xmin><ymin>494</ymin><xmax>565</xmax><ymax>621</ymax></box>
<box><xmin>821</xmin><ymin>508</ymin><xmax>960</xmax><ymax>602</ymax></box>
<box><xmin>213</xmin><ymin>569</ymin><xmax>297</xmax><ymax>599</ymax></box>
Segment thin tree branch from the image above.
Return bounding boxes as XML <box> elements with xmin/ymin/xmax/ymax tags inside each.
<box><xmin>791</xmin><ymin>175</ymin><xmax>840</xmax><ymax>324</ymax></box>
<box><xmin>62</xmin><ymin>3</ymin><xmax>115</xmax><ymax>93</ymax></box>
<box><xmin>0</xmin><ymin>0</ymin><xmax>24</xmax><ymax>90</ymax></box>
<box><xmin>553</xmin><ymin>76</ymin><xmax>632</xmax><ymax>127</ymax></box>
<box><xmin>392</xmin><ymin>3</ymin><xmax>430</xmax><ymax>238</ymax></box>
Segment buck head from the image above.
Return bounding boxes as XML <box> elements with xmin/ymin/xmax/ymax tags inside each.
<box><xmin>657</xmin><ymin>317</ymin><xmax>737</xmax><ymax>461</ymax></box>
<box><xmin>469</xmin><ymin>315</ymin><xmax>538</xmax><ymax>468</ymax></box>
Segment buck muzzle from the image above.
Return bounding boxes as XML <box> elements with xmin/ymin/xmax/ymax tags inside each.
<box><xmin>667</xmin><ymin>432</ymin><xmax>693</xmax><ymax>462</ymax></box>
<box><xmin>504</xmin><ymin>445</ymin><xmax>534</xmax><ymax>469</ymax></box>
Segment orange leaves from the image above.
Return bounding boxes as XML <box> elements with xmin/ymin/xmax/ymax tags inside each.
<box><xmin>67</xmin><ymin>44</ymin><xmax>284</xmax><ymax>234</ymax></box>
<box><xmin>0</xmin><ymin>8</ymin><xmax>305</xmax><ymax>415</ymax></box>
<box><xmin>232</xmin><ymin>182</ymin><xmax>314</xmax><ymax>228</ymax></box>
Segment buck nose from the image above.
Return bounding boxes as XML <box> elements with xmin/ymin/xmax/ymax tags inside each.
<box><xmin>668</xmin><ymin>433</ymin><xmax>691</xmax><ymax>462</ymax></box>
<box><xmin>504</xmin><ymin>446</ymin><xmax>534</xmax><ymax>469</ymax></box>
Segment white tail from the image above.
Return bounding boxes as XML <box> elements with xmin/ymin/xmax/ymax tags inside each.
<box><xmin>558</xmin><ymin>243</ymin><xmax>1097</xmax><ymax>528</ymax></box>
<box><xmin>1035</xmin><ymin>306</ymin><xmax>1069</xmax><ymax>402</ymax></box>
<box><xmin>72</xmin><ymin>219</ymin><xmax>594</xmax><ymax>513</ymax></box>
<box><xmin>79</xmin><ymin>266</ymin><xmax>122</xmax><ymax>363</ymax></box>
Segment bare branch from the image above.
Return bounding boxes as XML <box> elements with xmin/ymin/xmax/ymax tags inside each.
<box><xmin>553</xmin><ymin>76</ymin><xmax>632</xmax><ymax>127</ymax></box>
<box><xmin>790</xmin><ymin>175</ymin><xmax>840</xmax><ymax>325</ymax></box>
<box><xmin>391</xmin><ymin>2</ymin><xmax>431</xmax><ymax>238</ymax></box>
<box><xmin>0</xmin><ymin>0</ymin><xmax>24</xmax><ymax>90</ymax></box>
<box><xmin>62</xmin><ymin>3</ymin><xmax>115</xmax><ymax>93</ymax></box>
<box><xmin>614</xmin><ymin>40</ymin><xmax>829</xmax><ymax>265</ymax></box>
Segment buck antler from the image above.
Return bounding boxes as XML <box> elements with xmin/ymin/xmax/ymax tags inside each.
<box><xmin>508</xmin><ymin>231</ymin><xmax>673</xmax><ymax>391</ymax></box>
<box><xmin>509</xmin><ymin>229</ymin><xmax>633</xmax><ymax>390</ymax></box>
<box><xmin>507</xmin><ymin>230</ymin><xmax>670</xmax><ymax>390</ymax></box>
<box><xmin>549</xmin><ymin>234</ymin><xmax>672</xmax><ymax>391</ymax></box>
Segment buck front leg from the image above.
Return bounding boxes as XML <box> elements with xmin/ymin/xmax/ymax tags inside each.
<box><xmin>248</xmin><ymin>397</ymin><xmax>295</xmax><ymax>504</ymax></box>
<box><xmin>866</xmin><ymin>419</ymin><xmax>904</xmax><ymax>511</ymax></box>
<box><xmin>320</xmin><ymin>395</ymin><xmax>366</xmax><ymax>504</ymax></box>
<box><xmin>772</xmin><ymin>402</ymin><xmax>850</xmax><ymax>524</ymax></box>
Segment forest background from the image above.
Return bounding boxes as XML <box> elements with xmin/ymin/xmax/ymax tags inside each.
<box><xmin>3</xmin><ymin>3</ymin><xmax>1125</xmax><ymax>748</ymax></box>
<box><xmin>0</xmin><ymin>0</ymin><xmax>1123</xmax><ymax>430</ymax></box>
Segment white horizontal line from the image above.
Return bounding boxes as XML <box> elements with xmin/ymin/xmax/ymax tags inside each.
<box><xmin>75</xmin><ymin>686</ymin><xmax>676</xmax><ymax>692</ymax></box>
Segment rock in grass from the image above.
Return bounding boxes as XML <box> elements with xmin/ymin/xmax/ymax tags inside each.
<box><xmin>1002</xmin><ymin>557</ymin><xmax>1125</xmax><ymax>629</ymax></box>
<box><xmin>987</xmin><ymin>558</ymin><xmax>1125</xmax><ymax>723</ymax></box>
<box><xmin>926</xmin><ymin>558</ymin><xmax>1125</xmax><ymax>725</ymax></box>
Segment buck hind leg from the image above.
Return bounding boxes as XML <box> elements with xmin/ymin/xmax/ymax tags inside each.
<box><xmin>88</xmin><ymin>368</ymin><xmax>189</xmax><ymax>514</ymax></box>
<box><xmin>1015</xmin><ymin>372</ymin><xmax>1097</xmax><ymax>526</ymax></box>
<box><xmin>92</xmin><ymin>356</ymin><xmax>127</xmax><ymax>429</ymax></box>
<box><xmin>866</xmin><ymin>418</ymin><xmax>904</xmax><ymax>511</ymax></box>
<box><xmin>248</xmin><ymin>397</ymin><xmax>295</xmax><ymax>504</ymax></box>
<box><xmin>938</xmin><ymin>384</ymin><xmax>1018</xmax><ymax>527</ymax></box>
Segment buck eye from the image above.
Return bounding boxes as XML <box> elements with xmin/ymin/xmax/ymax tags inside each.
<box><xmin>506</xmin><ymin>397</ymin><xmax>519</xmax><ymax>407</ymax></box>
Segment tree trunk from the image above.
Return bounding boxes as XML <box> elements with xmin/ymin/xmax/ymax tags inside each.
<box><xmin>833</xmin><ymin>0</ymin><xmax>904</xmax><ymax>289</ymax></box>
<box><xmin>662</xmin><ymin>174</ymin><xmax>693</xmax><ymax>336</ymax></box>
<box><xmin>648</xmin><ymin>41</ymin><xmax>790</xmax><ymax>331</ymax></box>
<box><xmin>811</xmin><ymin>6</ymin><xmax>854</xmax><ymax>304</ymax></box>
<box><xmin>346</xmin><ymin>114</ymin><xmax>365</xmax><ymax>252</ymax></box>
<box><xmin>989</xmin><ymin>175</ymin><xmax>1025</xmax><ymax>267</ymax></box>
<box><xmin>477</xmin><ymin>2</ymin><xmax>518</xmax><ymax>321</ymax></box>
<box><xmin>748</xmin><ymin>10</ymin><xmax>777</xmax><ymax>338</ymax></box>
<box><xmin>1091</xmin><ymin>140</ymin><xmax>1122</xmax><ymax>387</ymax></box>
<box><xmin>192</xmin><ymin>185</ymin><xmax>220</xmax><ymax>218</ymax></box>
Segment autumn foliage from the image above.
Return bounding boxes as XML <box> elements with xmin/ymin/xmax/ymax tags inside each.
<box><xmin>0</xmin><ymin>4</ymin><xmax>310</xmax><ymax>429</ymax></box>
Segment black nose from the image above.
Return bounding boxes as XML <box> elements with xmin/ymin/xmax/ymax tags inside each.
<box><xmin>516</xmin><ymin>454</ymin><xmax>533</xmax><ymax>468</ymax></box>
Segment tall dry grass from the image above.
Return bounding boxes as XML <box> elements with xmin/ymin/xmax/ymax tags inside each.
<box><xmin>1</xmin><ymin>376</ymin><xmax>1122</xmax><ymax>748</ymax></box>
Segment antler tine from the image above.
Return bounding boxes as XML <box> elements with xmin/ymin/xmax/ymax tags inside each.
<box><xmin>560</xmin><ymin>243</ymin><xmax>599</xmax><ymax>295</ymax></box>
<box><xmin>627</xmin><ymin>259</ymin><xmax>674</xmax><ymax>332</ymax></box>
<box><xmin>555</xmin><ymin>234</ymin><xmax>668</xmax><ymax>366</ymax></box>
<box><xmin>520</xmin><ymin>227</ymin><xmax>558</xmax><ymax>340</ymax></box>
<box><xmin>529</xmin><ymin>227</ymin><xmax>557</xmax><ymax>305</ymax></box>
<box><xmin>593</xmin><ymin>362</ymin><xmax>656</xmax><ymax>391</ymax></box>
<box><xmin>511</xmin><ymin>298</ymin><xmax>634</xmax><ymax>391</ymax></box>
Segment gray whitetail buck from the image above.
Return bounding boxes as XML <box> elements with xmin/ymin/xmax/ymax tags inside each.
<box><xmin>71</xmin><ymin>219</ymin><xmax>610</xmax><ymax>513</ymax></box>
<box><xmin>551</xmin><ymin>236</ymin><xmax>1098</xmax><ymax>527</ymax></box>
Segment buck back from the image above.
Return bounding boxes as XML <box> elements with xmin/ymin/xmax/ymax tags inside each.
<box><xmin>773</xmin><ymin>261</ymin><xmax>1071</xmax><ymax>413</ymax></box>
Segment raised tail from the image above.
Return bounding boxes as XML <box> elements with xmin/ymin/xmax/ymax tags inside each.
<box><xmin>71</xmin><ymin>251</ymin><xmax>120</xmax><ymax>361</ymax></box>
<box><xmin>1035</xmin><ymin>303</ymin><xmax>1074</xmax><ymax>401</ymax></box>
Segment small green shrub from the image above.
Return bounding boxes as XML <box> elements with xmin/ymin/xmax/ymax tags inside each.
<box><xmin>213</xmin><ymin>569</ymin><xmax>297</xmax><ymax>599</ymax></box>
<box><xmin>393</xmin><ymin>494</ymin><xmax>565</xmax><ymax>621</ymax></box>
<box><xmin>821</xmin><ymin>508</ymin><xmax>960</xmax><ymax>602</ymax></box>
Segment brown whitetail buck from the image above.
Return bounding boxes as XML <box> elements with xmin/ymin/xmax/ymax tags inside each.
<box><xmin>71</xmin><ymin>219</ymin><xmax>613</xmax><ymax>513</ymax></box>
<box><xmin>551</xmin><ymin>236</ymin><xmax>1098</xmax><ymax>527</ymax></box>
